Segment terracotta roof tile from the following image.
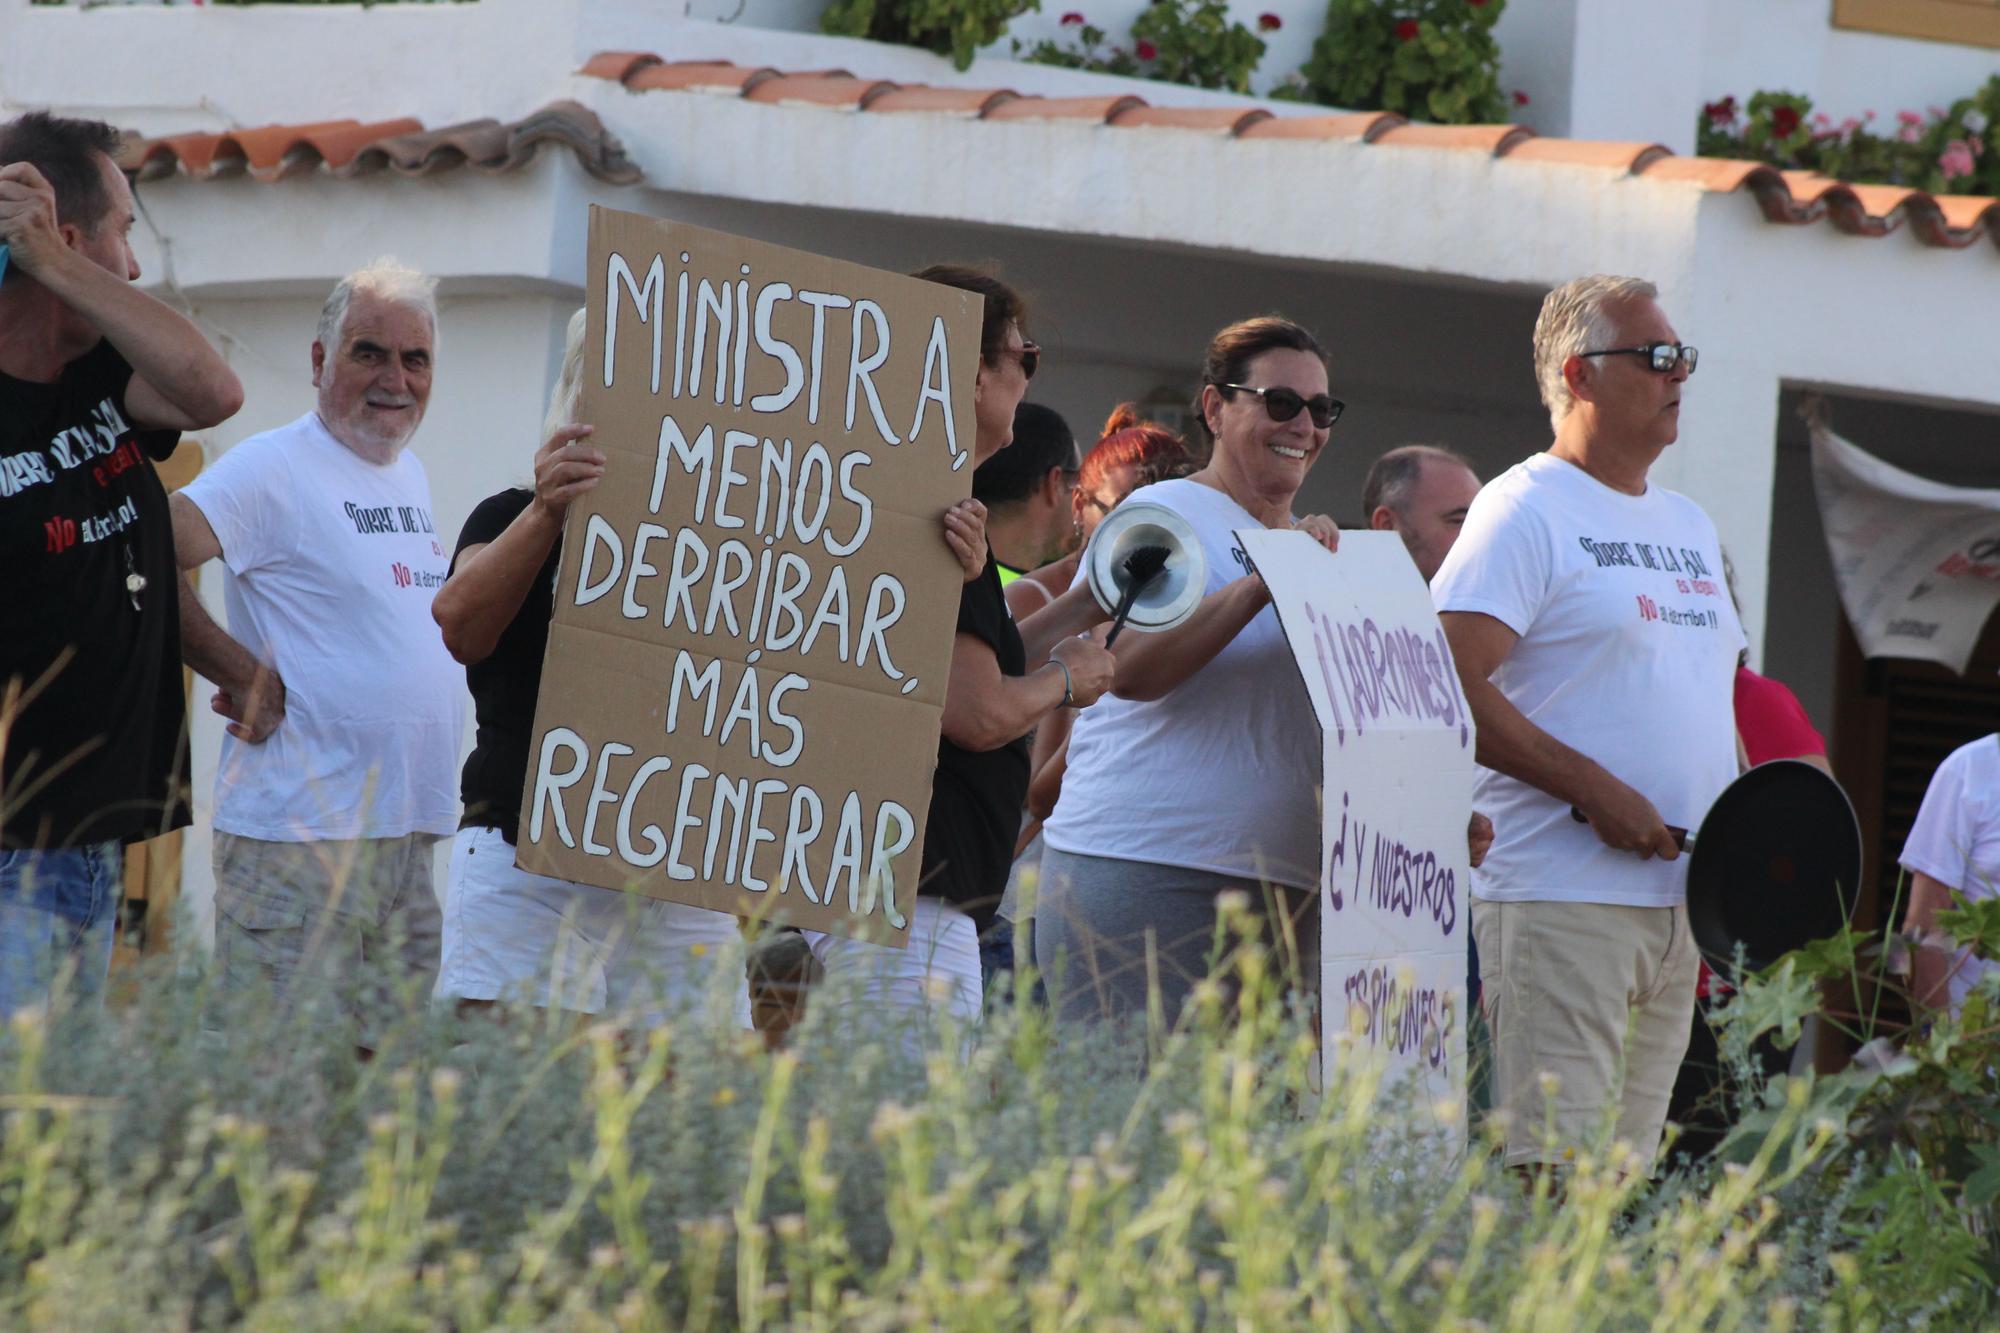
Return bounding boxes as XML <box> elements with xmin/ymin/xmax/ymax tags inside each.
<box><xmin>1638</xmin><ymin>157</ymin><xmax>1776</xmax><ymax>192</ymax></box>
<box><xmin>1371</xmin><ymin>123</ymin><xmax>1532</xmax><ymax>155</ymax></box>
<box><xmin>866</xmin><ymin>86</ymin><xmax>1020</xmax><ymax>117</ymax></box>
<box><xmin>1504</xmin><ymin>138</ymin><xmax>1671</xmax><ymax>174</ymax></box>
<box><xmin>625</xmin><ymin>61</ymin><xmax>778</xmax><ymax>95</ymax></box>
<box><xmin>578</xmin><ymin>50</ymin><xmax>2000</xmax><ymax>256</ymax></box>
<box><xmin>1235</xmin><ymin>111</ymin><xmax>1403</xmax><ymax>142</ymax></box>
<box><xmin>579</xmin><ymin>51</ymin><xmax>665</xmax><ymax>84</ymax></box>
<box><xmin>744</xmin><ymin>75</ymin><xmax>898</xmax><ymax>109</ymax></box>
<box><xmin>122</xmin><ymin>101</ymin><xmax>641</xmax><ymax>186</ymax></box>
<box><xmin>1109</xmin><ymin>105</ymin><xmax>1272</xmax><ymax>135</ymax></box>
<box><xmin>1933</xmin><ymin>194</ymin><xmax>2000</xmax><ymax>241</ymax></box>
<box><xmin>982</xmin><ymin>94</ymin><xmax>1149</xmax><ymax>124</ymax></box>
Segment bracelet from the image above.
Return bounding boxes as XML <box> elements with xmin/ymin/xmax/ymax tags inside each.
<box><xmin>1050</xmin><ymin>658</ymin><xmax>1074</xmax><ymax>708</ymax></box>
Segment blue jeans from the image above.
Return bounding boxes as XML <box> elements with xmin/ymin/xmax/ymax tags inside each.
<box><xmin>0</xmin><ymin>842</ymin><xmax>122</xmax><ymax>1016</ymax></box>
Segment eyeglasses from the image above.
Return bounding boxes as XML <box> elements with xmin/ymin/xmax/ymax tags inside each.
<box><xmin>1580</xmin><ymin>343</ymin><xmax>1698</xmax><ymax>375</ymax></box>
<box><xmin>1222</xmin><ymin>383</ymin><xmax>1344</xmax><ymax>429</ymax></box>
<box><xmin>995</xmin><ymin>342</ymin><xmax>1040</xmax><ymax>381</ymax></box>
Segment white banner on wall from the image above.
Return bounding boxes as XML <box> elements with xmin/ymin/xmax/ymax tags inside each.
<box><xmin>1811</xmin><ymin>423</ymin><xmax>2000</xmax><ymax>675</ymax></box>
<box><xmin>1235</xmin><ymin>529</ymin><xmax>1474</xmax><ymax>1138</ymax></box>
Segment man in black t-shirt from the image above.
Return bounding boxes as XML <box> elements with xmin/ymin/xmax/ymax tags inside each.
<box><xmin>0</xmin><ymin>112</ymin><xmax>244</xmax><ymax>1013</ymax></box>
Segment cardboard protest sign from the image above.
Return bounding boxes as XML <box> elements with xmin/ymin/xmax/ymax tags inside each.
<box><xmin>1812</xmin><ymin>421</ymin><xmax>2000</xmax><ymax>675</ymax></box>
<box><xmin>517</xmin><ymin>207</ymin><xmax>982</xmax><ymax>946</ymax></box>
<box><xmin>1235</xmin><ymin>529</ymin><xmax>1475</xmax><ymax>1132</ymax></box>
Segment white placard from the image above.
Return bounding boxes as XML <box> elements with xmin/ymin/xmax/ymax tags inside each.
<box><xmin>1812</xmin><ymin>422</ymin><xmax>2000</xmax><ymax>675</ymax></box>
<box><xmin>1235</xmin><ymin>529</ymin><xmax>1475</xmax><ymax>1137</ymax></box>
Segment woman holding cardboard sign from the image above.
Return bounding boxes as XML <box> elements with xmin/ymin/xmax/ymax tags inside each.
<box><xmin>798</xmin><ymin>266</ymin><xmax>1121</xmax><ymax>1058</ymax></box>
<box><xmin>430</xmin><ymin>309</ymin><xmax>756</xmax><ymax>1030</ymax></box>
<box><xmin>1036</xmin><ymin>316</ymin><xmax>1345</xmax><ymax>1031</ymax></box>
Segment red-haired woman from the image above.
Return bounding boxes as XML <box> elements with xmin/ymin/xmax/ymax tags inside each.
<box><xmin>1003</xmin><ymin>405</ymin><xmax>1191</xmax><ymax>622</ymax></box>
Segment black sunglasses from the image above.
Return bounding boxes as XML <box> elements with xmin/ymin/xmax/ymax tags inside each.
<box><xmin>1222</xmin><ymin>383</ymin><xmax>1344</xmax><ymax>429</ymax></box>
<box><xmin>1580</xmin><ymin>342</ymin><xmax>1698</xmax><ymax>375</ymax></box>
<box><xmin>995</xmin><ymin>342</ymin><xmax>1040</xmax><ymax>381</ymax></box>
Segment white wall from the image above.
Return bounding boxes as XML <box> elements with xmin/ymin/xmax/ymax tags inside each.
<box><xmin>1700</xmin><ymin>0</ymin><xmax>2000</xmax><ymax>125</ymax></box>
<box><xmin>1496</xmin><ymin>0</ymin><xmax>1706</xmax><ymax>151</ymax></box>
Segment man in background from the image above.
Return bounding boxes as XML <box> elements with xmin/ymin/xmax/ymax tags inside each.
<box><xmin>0</xmin><ymin>111</ymin><xmax>243</xmax><ymax>1013</ymax></box>
<box><xmin>1362</xmin><ymin>443</ymin><xmax>1482</xmax><ymax>583</ymax></box>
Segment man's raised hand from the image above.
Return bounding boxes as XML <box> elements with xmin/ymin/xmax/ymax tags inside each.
<box><xmin>0</xmin><ymin>163</ymin><xmax>64</xmax><ymax>274</ymax></box>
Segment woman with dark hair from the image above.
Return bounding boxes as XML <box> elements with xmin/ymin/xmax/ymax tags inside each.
<box><xmin>1036</xmin><ymin>316</ymin><xmax>1343</xmax><ymax>1029</ymax></box>
<box><xmin>801</xmin><ymin>265</ymin><xmax>1120</xmax><ymax>1055</ymax></box>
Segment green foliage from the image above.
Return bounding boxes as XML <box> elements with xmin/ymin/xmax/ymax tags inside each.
<box><xmin>1279</xmin><ymin>0</ymin><xmax>1511</xmax><ymax>125</ymax></box>
<box><xmin>822</xmin><ymin>0</ymin><xmax>1039</xmax><ymax>72</ymax></box>
<box><xmin>1702</xmin><ymin>878</ymin><xmax>2000</xmax><ymax>1315</ymax></box>
<box><xmin>1698</xmin><ymin>77</ymin><xmax>2000</xmax><ymax>196</ymax></box>
<box><xmin>1</xmin><ymin>904</ymin><xmax>1994</xmax><ymax>1327</ymax></box>
<box><xmin>1020</xmin><ymin>0</ymin><xmax>1268</xmax><ymax>96</ymax></box>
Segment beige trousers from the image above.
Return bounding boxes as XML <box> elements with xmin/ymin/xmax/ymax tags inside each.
<box><xmin>1473</xmin><ymin>896</ymin><xmax>1700</xmax><ymax>1170</ymax></box>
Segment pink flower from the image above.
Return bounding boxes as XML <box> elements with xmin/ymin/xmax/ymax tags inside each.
<box><xmin>1394</xmin><ymin>18</ymin><xmax>1420</xmax><ymax>41</ymax></box>
<box><xmin>1513</xmin><ymin>90</ymin><xmax>1530</xmax><ymax>107</ymax></box>
<box><xmin>1257</xmin><ymin>11</ymin><xmax>1281</xmax><ymax>30</ymax></box>
<box><xmin>1940</xmin><ymin>139</ymin><xmax>1977</xmax><ymax>180</ymax></box>
<box><xmin>1060</xmin><ymin>9</ymin><xmax>1084</xmax><ymax>22</ymax></box>
<box><xmin>1135</xmin><ymin>38</ymin><xmax>1158</xmax><ymax>59</ymax></box>
<box><xmin>1897</xmin><ymin>109</ymin><xmax>1923</xmax><ymax>126</ymax></box>
<box><xmin>1899</xmin><ymin>122</ymin><xmax>1924</xmax><ymax>145</ymax></box>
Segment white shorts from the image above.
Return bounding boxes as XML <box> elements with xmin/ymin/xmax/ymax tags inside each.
<box><xmin>438</xmin><ymin>825</ymin><xmax>751</xmax><ymax>1029</ymax></box>
<box><xmin>804</xmin><ymin>897</ymin><xmax>983</xmax><ymax>1060</ymax></box>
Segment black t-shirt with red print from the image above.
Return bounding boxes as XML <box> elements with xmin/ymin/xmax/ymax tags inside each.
<box><xmin>2</xmin><ymin>340</ymin><xmax>191</xmax><ymax>849</ymax></box>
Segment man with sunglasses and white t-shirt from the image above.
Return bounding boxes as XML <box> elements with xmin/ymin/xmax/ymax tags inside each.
<box><xmin>1433</xmin><ymin>275</ymin><xmax>1743</xmax><ymax>1177</ymax></box>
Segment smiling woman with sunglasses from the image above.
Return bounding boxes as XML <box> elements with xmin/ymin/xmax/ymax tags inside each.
<box><xmin>1035</xmin><ymin>315</ymin><xmax>1344</xmax><ymax>1032</ymax></box>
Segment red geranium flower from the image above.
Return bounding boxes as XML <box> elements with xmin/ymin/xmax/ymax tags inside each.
<box><xmin>1513</xmin><ymin>90</ymin><xmax>1530</xmax><ymax>107</ymax></box>
<box><xmin>1257</xmin><ymin>11</ymin><xmax>1281</xmax><ymax>30</ymax></box>
<box><xmin>1135</xmin><ymin>38</ymin><xmax>1159</xmax><ymax>59</ymax></box>
<box><xmin>1770</xmin><ymin>104</ymin><xmax>1801</xmax><ymax>137</ymax></box>
<box><xmin>1394</xmin><ymin>18</ymin><xmax>1420</xmax><ymax>40</ymax></box>
<box><xmin>1703</xmin><ymin>95</ymin><xmax>1737</xmax><ymax>125</ymax></box>
<box><xmin>1060</xmin><ymin>9</ymin><xmax>1084</xmax><ymax>22</ymax></box>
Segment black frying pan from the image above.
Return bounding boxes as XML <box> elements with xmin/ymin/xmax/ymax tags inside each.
<box><xmin>1572</xmin><ymin>759</ymin><xmax>1861</xmax><ymax>982</ymax></box>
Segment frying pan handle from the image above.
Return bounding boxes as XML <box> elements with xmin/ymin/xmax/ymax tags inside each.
<box><xmin>1568</xmin><ymin>806</ymin><xmax>1690</xmax><ymax>851</ymax></box>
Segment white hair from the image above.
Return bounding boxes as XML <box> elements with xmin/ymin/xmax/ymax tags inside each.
<box><xmin>542</xmin><ymin>307</ymin><xmax>587</xmax><ymax>444</ymax></box>
<box><xmin>1532</xmin><ymin>274</ymin><xmax>1658</xmax><ymax>432</ymax></box>
<box><xmin>315</xmin><ymin>256</ymin><xmax>439</xmax><ymax>352</ymax></box>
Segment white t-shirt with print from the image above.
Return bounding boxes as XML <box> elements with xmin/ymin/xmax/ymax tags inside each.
<box><xmin>1041</xmin><ymin>477</ymin><xmax>1321</xmax><ymax>890</ymax></box>
<box><xmin>1899</xmin><ymin>735</ymin><xmax>2000</xmax><ymax>1015</ymax></box>
<box><xmin>1430</xmin><ymin>452</ymin><xmax>1744</xmax><ymax>908</ymax></box>
<box><xmin>181</xmin><ymin>412</ymin><xmax>463</xmax><ymax>841</ymax></box>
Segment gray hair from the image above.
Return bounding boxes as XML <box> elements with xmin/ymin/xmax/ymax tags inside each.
<box><xmin>1532</xmin><ymin>274</ymin><xmax>1658</xmax><ymax>432</ymax></box>
<box><xmin>542</xmin><ymin>307</ymin><xmax>587</xmax><ymax>444</ymax></box>
<box><xmin>1362</xmin><ymin>444</ymin><xmax>1476</xmax><ymax>523</ymax></box>
<box><xmin>315</xmin><ymin>257</ymin><xmax>439</xmax><ymax>351</ymax></box>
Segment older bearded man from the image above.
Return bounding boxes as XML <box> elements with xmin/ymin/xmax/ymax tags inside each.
<box><xmin>172</xmin><ymin>259</ymin><xmax>464</xmax><ymax>1049</ymax></box>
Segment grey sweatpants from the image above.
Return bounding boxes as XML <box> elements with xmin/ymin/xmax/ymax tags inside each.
<box><xmin>1033</xmin><ymin>847</ymin><xmax>1318</xmax><ymax>1032</ymax></box>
